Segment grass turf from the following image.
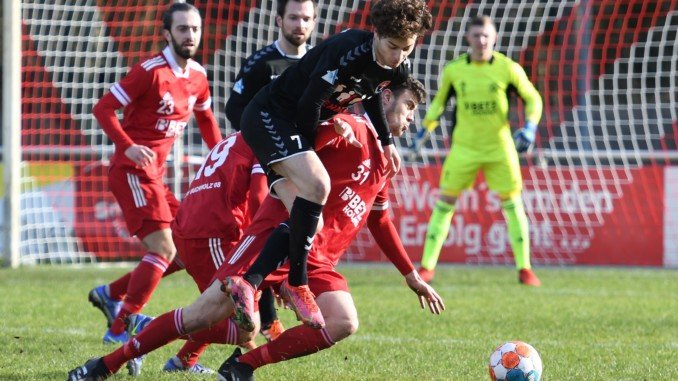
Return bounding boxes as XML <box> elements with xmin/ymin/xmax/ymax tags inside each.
<box><xmin>0</xmin><ymin>264</ymin><xmax>675</xmax><ymax>380</ymax></box>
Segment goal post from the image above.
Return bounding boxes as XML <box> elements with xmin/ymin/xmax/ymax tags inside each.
<box><xmin>2</xmin><ymin>0</ymin><xmax>21</xmax><ymax>268</ymax></box>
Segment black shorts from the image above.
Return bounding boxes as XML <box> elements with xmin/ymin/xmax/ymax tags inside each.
<box><xmin>240</xmin><ymin>96</ymin><xmax>314</xmax><ymax>190</ymax></box>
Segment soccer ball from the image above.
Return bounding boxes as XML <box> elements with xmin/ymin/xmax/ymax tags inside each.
<box><xmin>488</xmin><ymin>341</ymin><xmax>542</xmax><ymax>381</ymax></box>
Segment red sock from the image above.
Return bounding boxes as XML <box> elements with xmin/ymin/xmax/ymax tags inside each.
<box><xmin>187</xmin><ymin>319</ymin><xmax>239</xmax><ymax>345</ymax></box>
<box><xmin>107</xmin><ymin>273</ymin><xmax>131</xmax><ymax>301</ymax></box>
<box><xmin>174</xmin><ymin>340</ymin><xmax>210</xmax><ymax>368</ymax></box>
<box><xmin>238</xmin><ymin>325</ymin><xmax>334</xmax><ymax>370</ymax></box>
<box><xmin>109</xmin><ymin>252</ymin><xmax>169</xmax><ymax>335</ymax></box>
<box><xmin>107</xmin><ymin>259</ymin><xmax>181</xmax><ymax>306</ymax></box>
<box><xmin>172</xmin><ymin>319</ymin><xmax>240</xmax><ymax>366</ymax></box>
<box><xmin>102</xmin><ymin>308</ymin><xmax>186</xmax><ymax>373</ymax></box>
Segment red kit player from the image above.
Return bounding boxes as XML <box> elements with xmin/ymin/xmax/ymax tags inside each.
<box><xmin>87</xmin><ymin>2</ymin><xmax>221</xmax><ymax>375</ymax></box>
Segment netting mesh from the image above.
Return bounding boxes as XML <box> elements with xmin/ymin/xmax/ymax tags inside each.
<box><xmin>8</xmin><ymin>0</ymin><xmax>677</xmax><ymax>265</ymax></box>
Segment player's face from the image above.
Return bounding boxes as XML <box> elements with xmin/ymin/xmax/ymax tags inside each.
<box><xmin>384</xmin><ymin>89</ymin><xmax>418</xmax><ymax>137</ymax></box>
<box><xmin>466</xmin><ymin>24</ymin><xmax>497</xmax><ymax>61</ymax></box>
<box><xmin>278</xmin><ymin>1</ymin><xmax>316</xmax><ymax>47</ymax></box>
<box><xmin>373</xmin><ymin>34</ymin><xmax>417</xmax><ymax>69</ymax></box>
<box><xmin>166</xmin><ymin>10</ymin><xmax>202</xmax><ymax>60</ymax></box>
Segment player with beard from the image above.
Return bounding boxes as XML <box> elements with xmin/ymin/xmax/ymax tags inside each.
<box><xmin>88</xmin><ymin>2</ymin><xmax>221</xmax><ymax>375</ymax></box>
<box><xmin>226</xmin><ymin>0</ymin><xmax>317</xmax><ymax>131</ymax></box>
<box><xmin>225</xmin><ymin>0</ymin><xmax>317</xmax><ymax>343</ymax></box>
<box><xmin>235</xmin><ymin>0</ymin><xmax>432</xmax><ymax>330</ymax></box>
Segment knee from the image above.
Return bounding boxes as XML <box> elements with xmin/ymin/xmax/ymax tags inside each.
<box><xmin>326</xmin><ymin>315</ymin><xmax>359</xmax><ymax>342</ymax></box>
<box><xmin>152</xmin><ymin>240</ymin><xmax>176</xmax><ymax>261</ymax></box>
<box><xmin>301</xmin><ymin>173</ymin><xmax>330</xmax><ymax>204</ymax></box>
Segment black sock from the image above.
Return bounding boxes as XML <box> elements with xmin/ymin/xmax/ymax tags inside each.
<box><xmin>244</xmin><ymin>222</ymin><xmax>291</xmax><ymax>289</ymax></box>
<box><xmin>258</xmin><ymin>287</ymin><xmax>277</xmax><ymax>328</ymax></box>
<box><xmin>287</xmin><ymin>197</ymin><xmax>323</xmax><ymax>286</ymax></box>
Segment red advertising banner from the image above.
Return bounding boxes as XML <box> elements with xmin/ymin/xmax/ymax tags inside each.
<box><xmin>74</xmin><ymin>161</ymin><xmax>665</xmax><ymax>266</ymax></box>
<box><xmin>347</xmin><ymin>165</ymin><xmax>664</xmax><ymax>267</ymax></box>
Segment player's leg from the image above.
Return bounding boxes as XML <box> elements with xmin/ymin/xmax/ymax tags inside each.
<box><xmin>485</xmin><ymin>150</ymin><xmax>540</xmax><ymax>286</ymax></box>
<box><xmin>165</xmin><ymin>235</ymin><xmax>231</xmax><ymax>374</ymax></box>
<box><xmin>420</xmin><ymin>148</ymin><xmax>478</xmax><ymax>282</ymax></box>
<box><xmin>240</xmin><ymin>101</ymin><xmax>326</xmax><ymax>328</ymax></box>
<box><xmin>259</xmin><ymin>287</ymin><xmax>285</xmax><ymax>341</ymax></box>
<box><xmin>89</xmin><ymin>255</ymin><xmax>183</xmax><ymax>329</ymax></box>
<box><xmin>218</xmin><ymin>271</ymin><xmax>352</xmax><ymax>379</ymax></box>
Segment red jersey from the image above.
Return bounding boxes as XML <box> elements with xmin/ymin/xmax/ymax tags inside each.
<box><xmin>172</xmin><ymin>132</ymin><xmax>264</xmax><ymax>239</ymax></box>
<box><xmin>308</xmin><ymin>114</ymin><xmax>390</xmax><ymax>267</ymax></box>
<box><xmin>94</xmin><ymin>46</ymin><xmax>219</xmax><ymax>169</ymax></box>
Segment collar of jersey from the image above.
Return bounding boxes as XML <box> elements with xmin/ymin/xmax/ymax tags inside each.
<box><xmin>162</xmin><ymin>46</ymin><xmax>191</xmax><ymax>78</ymax></box>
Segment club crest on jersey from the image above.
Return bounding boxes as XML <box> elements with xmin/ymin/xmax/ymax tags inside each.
<box><xmin>374</xmin><ymin>80</ymin><xmax>391</xmax><ymax>94</ymax></box>
<box><xmin>233</xmin><ymin>79</ymin><xmax>244</xmax><ymax>94</ymax></box>
<box><xmin>322</xmin><ymin>69</ymin><xmax>339</xmax><ymax>85</ymax></box>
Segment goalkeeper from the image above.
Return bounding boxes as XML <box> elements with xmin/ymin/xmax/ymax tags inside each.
<box><xmin>415</xmin><ymin>15</ymin><xmax>542</xmax><ymax>286</ymax></box>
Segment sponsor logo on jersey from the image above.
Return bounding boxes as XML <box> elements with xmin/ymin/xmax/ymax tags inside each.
<box><xmin>339</xmin><ymin>186</ymin><xmax>367</xmax><ymax>227</ymax></box>
<box><xmin>233</xmin><ymin>79</ymin><xmax>244</xmax><ymax>94</ymax></box>
<box><xmin>155</xmin><ymin>119</ymin><xmax>188</xmax><ymax>137</ymax></box>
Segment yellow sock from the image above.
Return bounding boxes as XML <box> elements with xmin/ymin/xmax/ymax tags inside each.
<box><xmin>421</xmin><ymin>200</ymin><xmax>455</xmax><ymax>270</ymax></box>
<box><xmin>502</xmin><ymin>197</ymin><xmax>531</xmax><ymax>270</ymax></box>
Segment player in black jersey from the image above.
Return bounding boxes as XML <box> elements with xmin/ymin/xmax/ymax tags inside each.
<box><xmin>226</xmin><ymin>0</ymin><xmax>317</xmax><ymax>131</ymax></box>
<box><xmin>230</xmin><ymin>0</ymin><xmax>432</xmax><ymax>331</ymax></box>
<box><xmin>224</xmin><ymin>0</ymin><xmax>318</xmax><ymax>345</ymax></box>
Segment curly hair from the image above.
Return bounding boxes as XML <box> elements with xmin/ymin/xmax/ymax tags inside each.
<box><xmin>370</xmin><ymin>0</ymin><xmax>432</xmax><ymax>39</ymax></box>
<box><xmin>392</xmin><ymin>76</ymin><xmax>427</xmax><ymax>104</ymax></box>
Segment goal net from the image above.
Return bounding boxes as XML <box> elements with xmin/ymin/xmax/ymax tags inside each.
<box><xmin>7</xmin><ymin>0</ymin><xmax>677</xmax><ymax>266</ymax></box>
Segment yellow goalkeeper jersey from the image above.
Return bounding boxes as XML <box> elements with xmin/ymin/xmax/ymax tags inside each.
<box><xmin>424</xmin><ymin>52</ymin><xmax>542</xmax><ymax>159</ymax></box>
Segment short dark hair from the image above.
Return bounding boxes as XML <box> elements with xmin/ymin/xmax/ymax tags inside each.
<box><xmin>391</xmin><ymin>76</ymin><xmax>427</xmax><ymax>104</ymax></box>
<box><xmin>467</xmin><ymin>15</ymin><xmax>495</xmax><ymax>31</ymax></box>
<box><xmin>370</xmin><ymin>0</ymin><xmax>432</xmax><ymax>39</ymax></box>
<box><xmin>276</xmin><ymin>0</ymin><xmax>317</xmax><ymax>18</ymax></box>
<box><xmin>162</xmin><ymin>2</ymin><xmax>200</xmax><ymax>31</ymax></box>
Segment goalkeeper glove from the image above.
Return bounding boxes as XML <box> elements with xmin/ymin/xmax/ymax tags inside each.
<box><xmin>422</xmin><ymin>118</ymin><xmax>439</xmax><ymax>132</ymax></box>
<box><xmin>513</xmin><ymin>121</ymin><xmax>537</xmax><ymax>153</ymax></box>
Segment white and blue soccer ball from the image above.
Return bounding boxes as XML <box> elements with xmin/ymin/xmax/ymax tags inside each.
<box><xmin>488</xmin><ymin>341</ymin><xmax>542</xmax><ymax>381</ymax></box>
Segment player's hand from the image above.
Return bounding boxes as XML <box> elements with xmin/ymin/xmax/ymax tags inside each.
<box><xmin>513</xmin><ymin>121</ymin><xmax>537</xmax><ymax>153</ymax></box>
<box><xmin>125</xmin><ymin>144</ymin><xmax>156</xmax><ymax>168</ymax></box>
<box><xmin>332</xmin><ymin>117</ymin><xmax>362</xmax><ymax>148</ymax></box>
<box><xmin>407</xmin><ymin>128</ymin><xmax>428</xmax><ymax>157</ymax></box>
<box><xmin>405</xmin><ymin>270</ymin><xmax>445</xmax><ymax>314</ymax></box>
<box><xmin>421</xmin><ymin>118</ymin><xmax>439</xmax><ymax>132</ymax></box>
<box><xmin>383</xmin><ymin>144</ymin><xmax>401</xmax><ymax>177</ymax></box>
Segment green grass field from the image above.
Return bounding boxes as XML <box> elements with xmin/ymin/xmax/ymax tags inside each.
<box><xmin>1</xmin><ymin>264</ymin><xmax>676</xmax><ymax>380</ymax></box>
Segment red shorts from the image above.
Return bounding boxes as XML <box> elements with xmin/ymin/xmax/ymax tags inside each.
<box><xmin>262</xmin><ymin>265</ymin><xmax>349</xmax><ymax>297</ymax></box>
<box><xmin>108</xmin><ymin>164</ymin><xmax>179</xmax><ymax>238</ymax></box>
<box><xmin>174</xmin><ymin>234</ymin><xmax>239</xmax><ymax>292</ymax></box>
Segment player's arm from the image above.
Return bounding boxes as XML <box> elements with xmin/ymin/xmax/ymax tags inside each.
<box><xmin>226</xmin><ymin>58</ymin><xmax>271</xmax><ymax>130</ymax></box>
<box><xmin>511</xmin><ymin>62</ymin><xmax>542</xmax><ymax>125</ymax></box>
<box><xmin>295</xmin><ymin>74</ymin><xmax>336</xmax><ymax>142</ymax></box>
<box><xmin>367</xmin><ymin>186</ymin><xmax>445</xmax><ymax>314</ymax></box>
<box><xmin>422</xmin><ymin>63</ymin><xmax>456</xmax><ymax>132</ymax></box>
<box><xmin>92</xmin><ymin>65</ymin><xmax>155</xmax><ymax>167</ymax></box>
<box><xmin>511</xmin><ymin>62</ymin><xmax>543</xmax><ymax>153</ymax></box>
<box><xmin>193</xmin><ymin>85</ymin><xmax>222</xmax><ymax>150</ymax></box>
